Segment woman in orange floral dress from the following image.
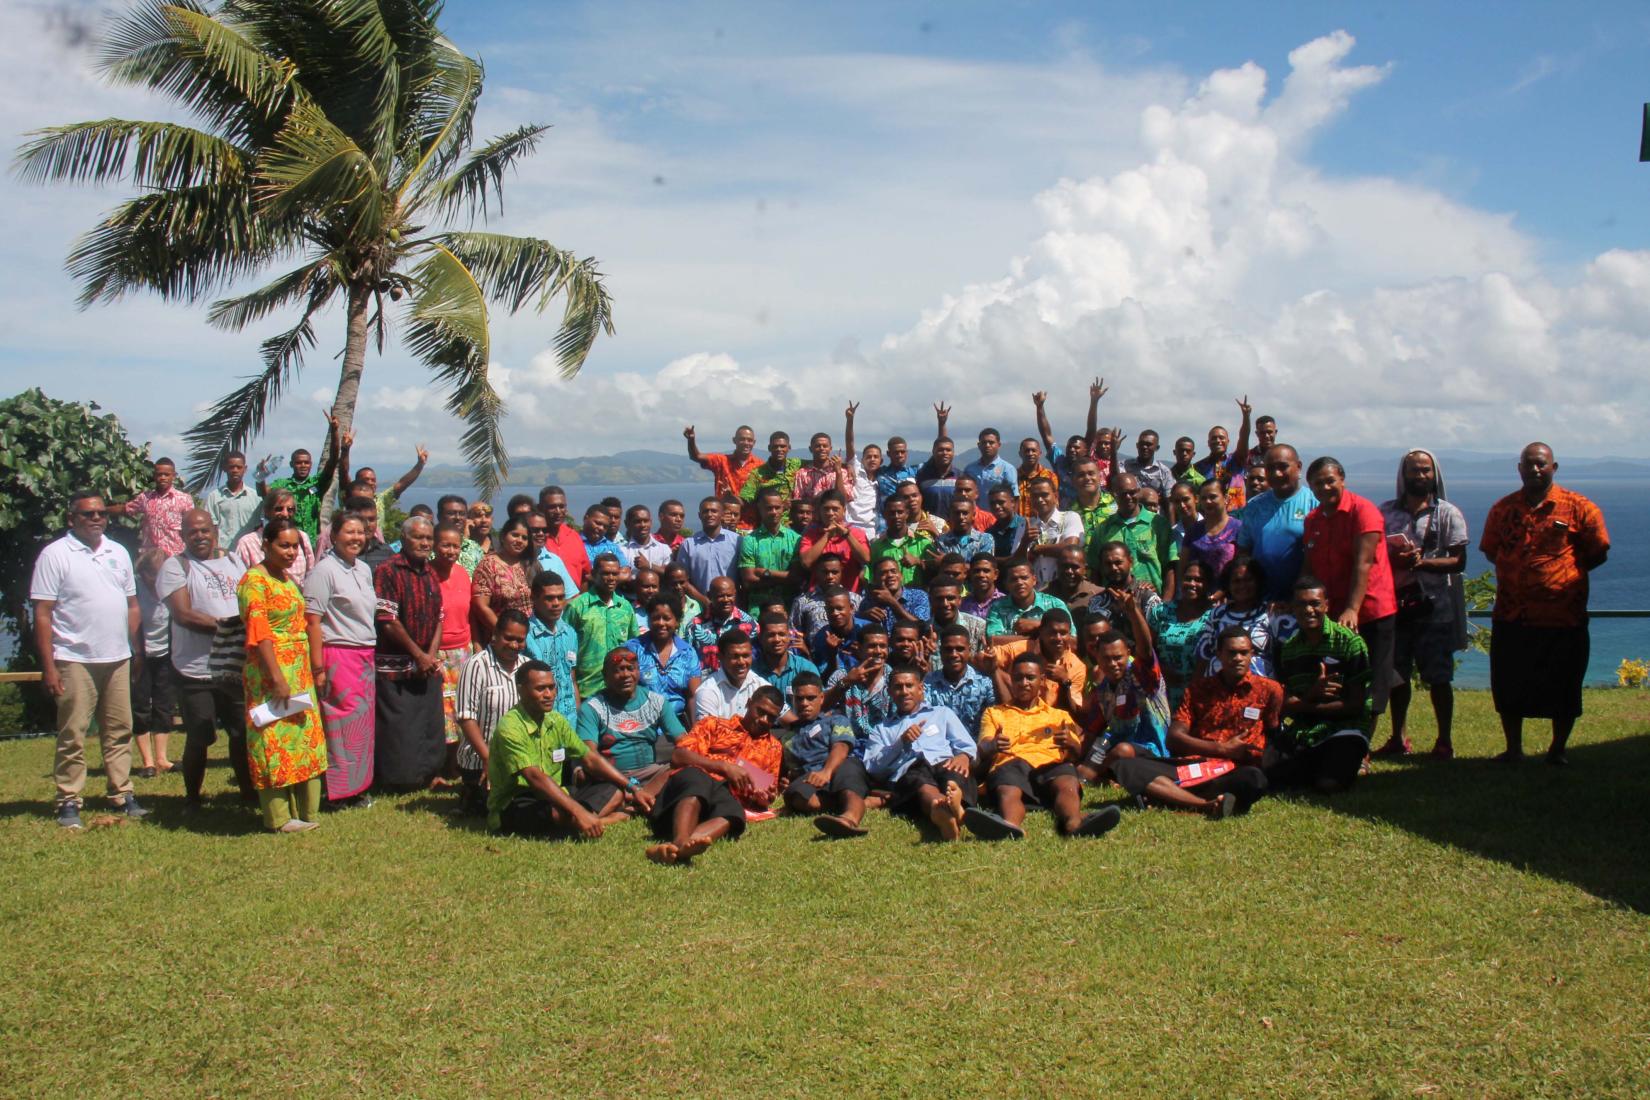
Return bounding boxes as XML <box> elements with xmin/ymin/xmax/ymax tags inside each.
<box><xmin>238</xmin><ymin>517</ymin><xmax>328</xmax><ymax>832</ymax></box>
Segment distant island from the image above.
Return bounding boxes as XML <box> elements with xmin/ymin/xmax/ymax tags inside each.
<box><xmin>401</xmin><ymin>445</ymin><xmax>1650</xmax><ymax>490</ymax></box>
<box><xmin>416</xmin><ymin>449</ymin><xmax>705</xmax><ymax>488</ymax></box>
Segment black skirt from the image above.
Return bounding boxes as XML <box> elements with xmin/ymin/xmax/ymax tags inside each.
<box><xmin>1490</xmin><ymin>620</ymin><xmax>1588</xmax><ymax>720</ymax></box>
<box><xmin>373</xmin><ymin>675</ymin><xmax>445</xmax><ymax>789</ymax></box>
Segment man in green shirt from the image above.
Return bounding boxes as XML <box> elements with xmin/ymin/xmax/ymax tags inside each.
<box><xmin>868</xmin><ymin>495</ymin><xmax>934</xmax><ymax>588</ymax></box>
<box><xmin>736</xmin><ymin>487</ymin><xmax>801</xmax><ymax>611</ymax></box>
<box><xmin>1093</xmin><ymin>473</ymin><xmax>1178</xmax><ymax>598</ymax></box>
<box><xmin>739</xmin><ymin>431</ymin><xmax>804</xmax><ymax>524</ymax></box>
<box><xmin>487</xmin><ymin>660</ymin><xmax>652</xmax><ymax>836</ymax></box>
<box><xmin>256</xmin><ymin>414</ymin><xmax>346</xmax><ymax>542</ymax></box>
<box><xmin>1269</xmin><ymin>577</ymin><xmax>1374</xmax><ymax>794</ymax></box>
<box><xmin>985</xmin><ymin>558</ymin><xmax>1070</xmax><ymax>641</ymax></box>
<box><xmin>563</xmin><ymin>554</ymin><xmax>638</xmax><ymax>697</ymax></box>
<box><xmin>1069</xmin><ymin>457</ymin><xmax>1118</xmax><ymax>556</ymax></box>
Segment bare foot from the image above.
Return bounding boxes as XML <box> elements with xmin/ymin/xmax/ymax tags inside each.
<box><xmin>677</xmin><ymin>834</ymin><xmax>714</xmax><ymax>861</ymax></box>
<box><xmin>646</xmin><ymin>842</ymin><xmax>679</xmax><ymax>865</ymax></box>
<box><xmin>932</xmin><ymin>807</ymin><xmax>961</xmax><ymax>841</ymax></box>
<box><xmin>943</xmin><ymin>780</ymin><xmax>966</xmax><ymax>822</ymax></box>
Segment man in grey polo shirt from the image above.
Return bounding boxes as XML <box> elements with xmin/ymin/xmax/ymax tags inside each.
<box><xmin>30</xmin><ymin>490</ymin><xmax>146</xmax><ymax>828</ymax></box>
<box><xmin>156</xmin><ymin>508</ymin><xmax>251</xmax><ymax>807</ymax></box>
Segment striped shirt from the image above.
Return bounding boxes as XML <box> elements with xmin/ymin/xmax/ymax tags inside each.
<box><xmin>454</xmin><ymin>647</ymin><xmax>521</xmax><ymax>771</ymax></box>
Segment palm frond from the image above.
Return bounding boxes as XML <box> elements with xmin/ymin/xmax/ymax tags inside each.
<box><xmin>183</xmin><ymin>270</ymin><xmax>334</xmax><ymax>489</ymax></box>
<box><xmin>12</xmin><ymin>119</ymin><xmax>246</xmax><ymax>192</ymax></box>
<box><xmin>403</xmin><ymin>242</ymin><xmax>505</xmax><ymax>494</ymax></box>
<box><xmin>421</xmin><ymin>124</ymin><xmax>546</xmax><ymax>222</ymax></box>
<box><xmin>393</xmin><ymin>43</ymin><xmax>482</xmax><ymax>196</ymax></box>
<box><xmin>258</xmin><ymin>102</ymin><xmax>385</xmax><ymax>239</ymax></box>
<box><xmin>206</xmin><ymin>258</ymin><xmax>336</xmax><ymax>331</ymax></box>
<box><xmin>438</xmin><ymin>231</ymin><xmax>614</xmax><ymax>376</ymax></box>
<box><xmin>66</xmin><ymin>183</ymin><xmax>297</xmax><ymax>306</ymax></box>
<box><xmin>101</xmin><ymin>0</ymin><xmax>299</xmax><ymax>148</ymax></box>
<box><xmin>327</xmin><ymin>0</ymin><xmax>401</xmax><ymax>164</ymax></box>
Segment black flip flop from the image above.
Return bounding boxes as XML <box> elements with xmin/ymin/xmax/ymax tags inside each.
<box><xmin>1069</xmin><ymin>805</ymin><xmax>1121</xmax><ymax>838</ymax></box>
<box><xmin>962</xmin><ymin>806</ymin><xmax>1024</xmax><ymax>840</ymax></box>
<box><xmin>1213</xmin><ymin>793</ymin><xmax>1237</xmax><ymax>820</ymax></box>
<box><xmin>813</xmin><ymin>814</ymin><xmax>868</xmax><ymax>838</ymax></box>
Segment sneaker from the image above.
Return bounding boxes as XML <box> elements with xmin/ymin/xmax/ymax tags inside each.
<box><xmin>115</xmin><ymin>795</ymin><xmax>150</xmax><ymax>819</ymax></box>
<box><xmin>55</xmin><ymin>803</ymin><xmax>83</xmax><ymax>830</ymax></box>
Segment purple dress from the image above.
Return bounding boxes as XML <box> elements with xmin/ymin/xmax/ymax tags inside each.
<box><xmin>1183</xmin><ymin>517</ymin><xmax>1243</xmax><ymax>582</ymax></box>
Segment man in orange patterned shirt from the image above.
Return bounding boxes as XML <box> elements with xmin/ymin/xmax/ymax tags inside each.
<box><xmin>646</xmin><ymin>686</ymin><xmax>785</xmax><ymax>864</ymax></box>
<box><xmin>1480</xmin><ymin>443</ymin><xmax>1610</xmax><ymax>765</ymax></box>
<box><xmin>1111</xmin><ymin>628</ymin><xmax>1276</xmax><ymax>817</ymax></box>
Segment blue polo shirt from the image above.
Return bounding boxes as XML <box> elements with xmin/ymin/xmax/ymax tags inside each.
<box><xmin>1235</xmin><ymin>484</ymin><xmax>1318</xmax><ymax>601</ymax></box>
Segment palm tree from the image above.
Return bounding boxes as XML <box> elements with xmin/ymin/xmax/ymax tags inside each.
<box><xmin>13</xmin><ymin>0</ymin><xmax>613</xmax><ymax>498</ymax></box>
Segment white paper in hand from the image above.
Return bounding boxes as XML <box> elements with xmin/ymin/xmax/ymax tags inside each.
<box><xmin>250</xmin><ymin>693</ymin><xmax>314</xmax><ymax>729</ymax></box>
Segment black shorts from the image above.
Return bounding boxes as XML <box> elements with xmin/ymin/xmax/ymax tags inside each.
<box><xmin>1393</xmin><ymin>617</ymin><xmax>1457</xmax><ymax>685</ymax></box>
<box><xmin>786</xmin><ymin>756</ymin><xmax>871</xmax><ymax>802</ymax></box>
<box><xmin>497</xmin><ymin>782</ymin><xmax>619</xmax><ymax>838</ymax></box>
<box><xmin>1265</xmin><ymin>732</ymin><xmax>1367</xmax><ymax>792</ymax></box>
<box><xmin>649</xmin><ymin>767</ymin><xmax>747</xmax><ymax>839</ymax></box>
<box><xmin>888</xmin><ymin>758</ymin><xmax>978</xmax><ymax>813</ymax></box>
<box><xmin>1112</xmin><ymin>756</ymin><xmax>1269</xmax><ymax>810</ymax></box>
<box><xmin>988</xmin><ymin>759</ymin><xmax>1078</xmax><ymax>806</ymax></box>
<box><xmin>1491</xmin><ymin>620</ymin><xmax>1587</xmax><ymax>720</ymax></box>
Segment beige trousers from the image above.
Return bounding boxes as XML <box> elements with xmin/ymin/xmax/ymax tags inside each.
<box><xmin>54</xmin><ymin>660</ymin><xmax>134</xmax><ymax>807</ymax></box>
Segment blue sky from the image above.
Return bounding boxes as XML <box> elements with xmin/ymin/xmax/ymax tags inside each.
<box><xmin>2</xmin><ymin>0</ymin><xmax>1647</xmax><ymax>475</ymax></box>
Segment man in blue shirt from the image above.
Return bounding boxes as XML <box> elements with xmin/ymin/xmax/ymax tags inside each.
<box><xmin>524</xmin><ymin>573</ymin><xmax>581</xmax><ymax>722</ymax></box>
<box><xmin>673</xmin><ymin>496</ymin><xmax>740</xmax><ymax>607</ymax></box>
<box><xmin>876</xmin><ymin>437</ymin><xmax>921</xmax><ymax>506</ymax></box>
<box><xmin>923</xmin><ymin>625</ymin><xmax>996</xmax><ymax>736</ymax></box>
<box><xmin>1235</xmin><ymin>445</ymin><xmax>1318</xmax><ymax>602</ymax></box>
<box><xmin>579</xmin><ymin>504</ymin><xmax>628</xmax><ymax>580</ymax></box>
<box><xmin>862</xmin><ymin>664</ymin><xmax>979</xmax><ymax>841</ymax></box>
<box><xmin>964</xmin><ymin>428</ymin><xmax>1018</xmax><ymax>501</ymax></box>
<box><xmin>781</xmin><ymin>672</ymin><xmax>872</xmax><ymax>838</ymax></box>
<box><xmin>752</xmin><ymin>609</ymin><xmax>820</xmax><ymax>723</ymax></box>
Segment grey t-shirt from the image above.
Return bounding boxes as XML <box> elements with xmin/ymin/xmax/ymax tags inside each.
<box><xmin>155</xmin><ymin>553</ymin><xmax>246</xmax><ymax>679</ymax></box>
<box><xmin>1379</xmin><ymin>497</ymin><xmax>1469</xmax><ymax>623</ymax></box>
<box><xmin>302</xmin><ymin>551</ymin><xmax>378</xmax><ymax>647</ymax></box>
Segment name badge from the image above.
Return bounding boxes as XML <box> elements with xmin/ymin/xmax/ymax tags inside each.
<box><xmin>1242</xmin><ymin>706</ymin><xmax>1262</xmax><ymax>720</ymax></box>
<box><xmin>1115</xmin><ymin>693</ymin><xmax>1129</xmax><ymax>707</ymax></box>
<box><xmin>551</xmin><ymin>748</ymin><xmax>566</xmax><ymax>763</ymax></box>
<box><xmin>565</xmin><ymin>651</ymin><xmax>577</xmax><ymax>664</ymax></box>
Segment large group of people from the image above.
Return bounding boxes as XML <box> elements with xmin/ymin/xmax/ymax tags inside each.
<box><xmin>29</xmin><ymin>385</ymin><xmax>1610</xmax><ymax>863</ymax></box>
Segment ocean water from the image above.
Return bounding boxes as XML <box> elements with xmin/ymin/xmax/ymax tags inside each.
<box><xmin>411</xmin><ymin>476</ymin><xmax>1646</xmax><ymax>686</ymax></box>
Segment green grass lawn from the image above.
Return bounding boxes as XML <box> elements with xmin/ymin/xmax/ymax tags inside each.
<box><xmin>2</xmin><ymin>690</ymin><xmax>1647</xmax><ymax>1098</ymax></box>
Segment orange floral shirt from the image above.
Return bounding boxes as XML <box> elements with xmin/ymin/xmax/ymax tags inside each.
<box><xmin>675</xmin><ymin>715</ymin><xmax>784</xmax><ymax>811</ymax></box>
<box><xmin>1171</xmin><ymin>672</ymin><xmax>1282</xmax><ymax>755</ymax></box>
<box><xmin>1480</xmin><ymin>486</ymin><xmax>1610</xmax><ymax>628</ymax></box>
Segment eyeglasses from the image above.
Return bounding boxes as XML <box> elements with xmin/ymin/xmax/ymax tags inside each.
<box><xmin>72</xmin><ymin>508</ymin><xmax>108</xmax><ymax>518</ymax></box>
<box><xmin>471</xmin><ymin>508</ymin><xmax>493</xmax><ymax>517</ymax></box>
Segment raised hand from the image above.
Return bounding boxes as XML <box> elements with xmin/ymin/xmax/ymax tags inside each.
<box><xmin>1032</xmin><ymin>391</ymin><xmax>1048</xmax><ymax>408</ymax></box>
<box><xmin>683</xmin><ymin>425</ymin><xmax>696</xmax><ymax>440</ymax></box>
<box><xmin>415</xmin><ymin>444</ymin><xmax>429</xmax><ymax>464</ymax></box>
<box><xmin>1090</xmin><ymin>377</ymin><xmax>1109</xmax><ymax>402</ymax></box>
<box><xmin>1236</xmin><ymin>394</ymin><xmax>1252</xmax><ymax>417</ymax></box>
<box><xmin>934</xmin><ymin>402</ymin><xmax>951</xmax><ymax>423</ymax></box>
<box><xmin>845</xmin><ymin>402</ymin><xmax>859</xmax><ymax>419</ymax></box>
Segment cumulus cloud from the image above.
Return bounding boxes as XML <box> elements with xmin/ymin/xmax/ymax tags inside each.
<box><xmin>529</xmin><ymin>30</ymin><xmax>1648</xmax><ymax>457</ymax></box>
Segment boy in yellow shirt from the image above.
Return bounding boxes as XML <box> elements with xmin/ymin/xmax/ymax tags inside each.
<box><xmin>965</xmin><ymin>650</ymin><xmax>1121</xmax><ymax>840</ymax></box>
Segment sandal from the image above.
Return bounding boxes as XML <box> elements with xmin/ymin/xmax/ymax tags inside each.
<box><xmin>1373</xmin><ymin>736</ymin><xmax>1412</xmax><ymax>757</ymax></box>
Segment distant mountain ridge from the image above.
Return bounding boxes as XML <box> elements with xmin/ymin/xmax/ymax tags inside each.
<box><xmin>399</xmin><ymin>446</ymin><xmax>1650</xmax><ymax>490</ymax></box>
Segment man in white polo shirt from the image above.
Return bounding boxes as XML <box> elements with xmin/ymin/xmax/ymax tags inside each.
<box><xmin>691</xmin><ymin>631</ymin><xmax>771</xmax><ymax>720</ymax></box>
<box><xmin>30</xmin><ymin>490</ymin><xmax>147</xmax><ymax>828</ymax></box>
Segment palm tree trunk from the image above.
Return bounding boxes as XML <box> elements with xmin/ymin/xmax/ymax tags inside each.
<box><xmin>319</xmin><ymin>281</ymin><xmax>373</xmax><ymax>526</ymax></box>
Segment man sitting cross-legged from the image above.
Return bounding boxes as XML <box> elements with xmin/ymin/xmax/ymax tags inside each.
<box><xmin>487</xmin><ymin>660</ymin><xmax>653</xmax><ymax>840</ymax></box>
<box><xmin>779</xmin><ymin>672</ymin><xmax>873</xmax><ymax>838</ymax></box>
<box><xmin>966</xmin><ymin>650</ymin><xmax>1122</xmax><ymax>841</ymax></box>
<box><xmin>575</xmin><ymin>648</ymin><xmax>686</xmax><ymax>816</ymax></box>
<box><xmin>862</xmin><ymin>664</ymin><xmax>979</xmax><ymax>842</ymax></box>
<box><xmin>647</xmin><ymin>686</ymin><xmax>785</xmax><ymax>865</ymax></box>
<box><xmin>1110</xmin><ymin>626</ymin><xmax>1275</xmax><ymax>819</ymax></box>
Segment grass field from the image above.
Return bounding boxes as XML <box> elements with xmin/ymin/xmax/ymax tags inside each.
<box><xmin>2</xmin><ymin>690</ymin><xmax>1647</xmax><ymax>1098</ymax></box>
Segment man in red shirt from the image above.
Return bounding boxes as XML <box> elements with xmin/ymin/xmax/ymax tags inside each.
<box><xmin>1480</xmin><ymin>443</ymin><xmax>1610</xmax><ymax>764</ymax></box>
<box><xmin>1304</xmin><ymin>456</ymin><xmax>1398</xmax><ymax>718</ymax></box>
<box><xmin>646</xmin><ymin>686</ymin><xmax>784</xmax><ymax>865</ymax></box>
<box><xmin>1109</xmin><ymin>627</ymin><xmax>1277</xmax><ymax>817</ymax></box>
<box><xmin>536</xmin><ymin>485</ymin><xmax>592</xmax><ymax>591</ymax></box>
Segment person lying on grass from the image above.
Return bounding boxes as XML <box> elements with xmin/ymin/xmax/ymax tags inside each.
<box><xmin>487</xmin><ymin>661</ymin><xmax>653</xmax><ymax>840</ymax></box>
<box><xmin>779</xmin><ymin>672</ymin><xmax>872</xmax><ymax>839</ymax></box>
<box><xmin>575</xmin><ymin>647</ymin><xmax>685</xmax><ymax>815</ymax></box>
<box><xmin>862</xmin><ymin>664</ymin><xmax>979</xmax><ymax>842</ymax></box>
<box><xmin>965</xmin><ymin>650</ymin><xmax>1121</xmax><ymax>841</ymax></box>
<box><xmin>1110</xmin><ymin>626</ymin><xmax>1275</xmax><ymax>819</ymax></box>
<box><xmin>1076</xmin><ymin>586</ymin><xmax>1172</xmax><ymax>785</ymax></box>
<box><xmin>647</xmin><ymin>686</ymin><xmax>785</xmax><ymax>865</ymax></box>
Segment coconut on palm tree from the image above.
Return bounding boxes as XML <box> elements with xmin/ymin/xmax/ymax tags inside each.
<box><xmin>14</xmin><ymin>0</ymin><xmax>613</xmax><ymax>498</ymax></box>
